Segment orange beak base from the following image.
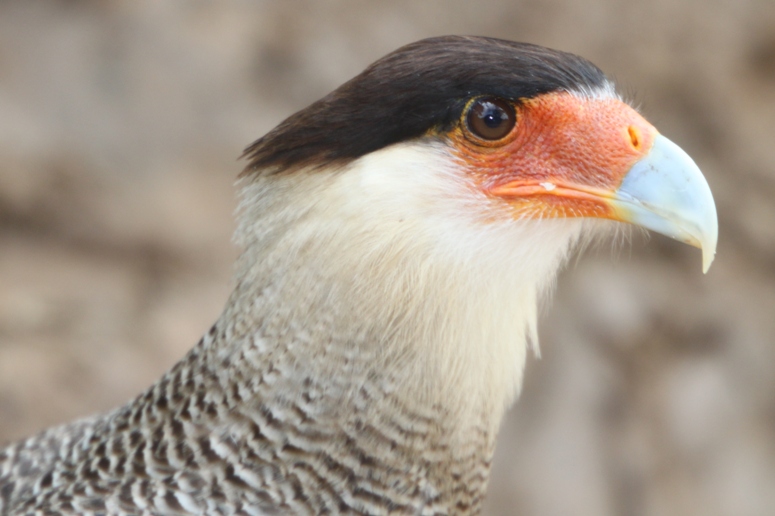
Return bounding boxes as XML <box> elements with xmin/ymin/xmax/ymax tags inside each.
<box><xmin>450</xmin><ymin>91</ymin><xmax>718</xmax><ymax>272</ymax></box>
<box><xmin>453</xmin><ymin>91</ymin><xmax>658</xmax><ymax>220</ymax></box>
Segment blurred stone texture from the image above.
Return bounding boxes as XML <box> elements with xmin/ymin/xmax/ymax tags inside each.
<box><xmin>0</xmin><ymin>1</ymin><xmax>773</xmax><ymax>515</ymax></box>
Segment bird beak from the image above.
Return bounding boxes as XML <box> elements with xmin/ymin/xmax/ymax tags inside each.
<box><xmin>607</xmin><ymin>134</ymin><xmax>718</xmax><ymax>273</ymax></box>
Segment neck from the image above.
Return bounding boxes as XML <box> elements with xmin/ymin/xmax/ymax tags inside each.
<box><xmin>229</xmin><ymin>143</ymin><xmax>585</xmax><ymax>428</ymax></box>
<box><xmin>83</xmin><ymin>144</ymin><xmax>585</xmax><ymax>514</ymax></box>
<box><xmin>177</xmin><ymin>143</ymin><xmax>585</xmax><ymax>511</ymax></box>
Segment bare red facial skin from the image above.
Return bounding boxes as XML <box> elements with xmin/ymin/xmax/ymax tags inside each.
<box><xmin>451</xmin><ymin>91</ymin><xmax>658</xmax><ymax>219</ymax></box>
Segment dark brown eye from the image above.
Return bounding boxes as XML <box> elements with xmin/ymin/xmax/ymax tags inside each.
<box><xmin>465</xmin><ymin>97</ymin><xmax>516</xmax><ymax>141</ymax></box>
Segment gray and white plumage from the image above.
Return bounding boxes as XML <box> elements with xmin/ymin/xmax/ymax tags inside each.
<box><xmin>0</xmin><ymin>36</ymin><xmax>717</xmax><ymax>515</ymax></box>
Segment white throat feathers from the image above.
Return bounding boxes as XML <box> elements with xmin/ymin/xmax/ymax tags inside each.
<box><xmin>228</xmin><ymin>141</ymin><xmax>601</xmax><ymax>441</ymax></box>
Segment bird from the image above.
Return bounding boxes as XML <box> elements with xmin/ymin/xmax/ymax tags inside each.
<box><xmin>0</xmin><ymin>36</ymin><xmax>717</xmax><ymax>515</ymax></box>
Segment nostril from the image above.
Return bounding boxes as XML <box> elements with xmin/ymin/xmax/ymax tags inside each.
<box><xmin>628</xmin><ymin>125</ymin><xmax>642</xmax><ymax>150</ymax></box>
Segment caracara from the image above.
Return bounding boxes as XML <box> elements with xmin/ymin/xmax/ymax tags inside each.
<box><xmin>0</xmin><ymin>36</ymin><xmax>716</xmax><ymax>515</ymax></box>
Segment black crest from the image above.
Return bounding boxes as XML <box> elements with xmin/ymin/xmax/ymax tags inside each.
<box><xmin>242</xmin><ymin>36</ymin><xmax>607</xmax><ymax>175</ymax></box>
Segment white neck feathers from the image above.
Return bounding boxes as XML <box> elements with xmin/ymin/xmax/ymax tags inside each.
<box><xmin>228</xmin><ymin>142</ymin><xmax>587</xmax><ymax>438</ymax></box>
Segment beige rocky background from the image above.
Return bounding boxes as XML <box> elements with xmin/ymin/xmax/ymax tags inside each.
<box><xmin>1</xmin><ymin>1</ymin><xmax>774</xmax><ymax>515</ymax></box>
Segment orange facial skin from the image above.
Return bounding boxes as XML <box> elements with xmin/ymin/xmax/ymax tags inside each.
<box><xmin>451</xmin><ymin>92</ymin><xmax>658</xmax><ymax>219</ymax></box>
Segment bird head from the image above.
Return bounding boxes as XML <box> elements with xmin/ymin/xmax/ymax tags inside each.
<box><xmin>241</xmin><ymin>36</ymin><xmax>717</xmax><ymax>273</ymax></box>
<box><xmin>232</xmin><ymin>36</ymin><xmax>718</xmax><ymax>419</ymax></box>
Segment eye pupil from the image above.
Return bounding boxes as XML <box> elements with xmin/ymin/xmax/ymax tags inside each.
<box><xmin>466</xmin><ymin>97</ymin><xmax>516</xmax><ymax>141</ymax></box>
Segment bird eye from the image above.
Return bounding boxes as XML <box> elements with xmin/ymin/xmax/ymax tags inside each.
<box><xmin>465</xmin><ymin>97</ymin><xmax>516</xmax><ymax>141</ymax></box>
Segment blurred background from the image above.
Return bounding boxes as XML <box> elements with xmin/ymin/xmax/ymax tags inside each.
<box><xmin>0</xmin><ymin>1</ymin><xmax>773</xmax><ymax>515</ymax></box>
